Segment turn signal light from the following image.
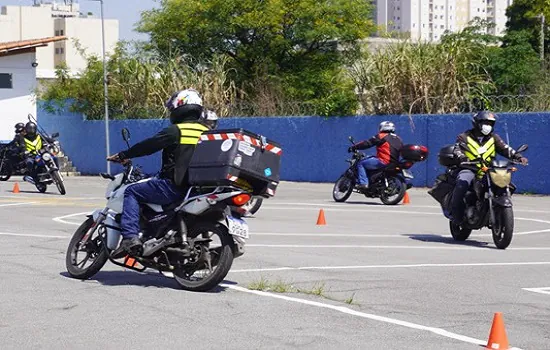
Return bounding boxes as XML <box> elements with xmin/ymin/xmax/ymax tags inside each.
<box><xmin>510</xmin><ymin>167</ymin><xmax>517</xmax><ymax>172</ymax></box>
<box><xmin>232</xmin><ymin>194</ymin><xmax>251</xmax><ymax>206</ymax></box>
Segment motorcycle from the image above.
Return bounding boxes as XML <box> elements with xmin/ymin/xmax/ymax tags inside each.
<box><xmin>332</xmin><ymin>136</ymin><xmax>428</xmax><ymax>205</ymax></box>
<box><xmin>0</xmin><ymin>142</ymin><xmax>27</xmax><ymax>181</ymax></box>
<box><xmin>428</xmin><ymin>144</ymin><xmax>528</xmax><ymax>249</ymax></box>
<box><xmin>65</xmin><ymin>128</ymin><xmax>255</xmax><ymax>292</ymax></box>
<box><xmin>25</xmin><ymin>133</ymin><xmax>66</xmax><ymax>195</ymax></box>
<box><xmin>242</xmin><ymin>196</ymin><xmax>263</xmax><ymax>216</ymax></box>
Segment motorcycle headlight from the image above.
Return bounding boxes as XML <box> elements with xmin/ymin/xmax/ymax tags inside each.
<box><xmin>42</xmin><ymin>153</ymin><xmax>52</xmax><ymax>161</ymax></box>
<box><xmin>489</xmin><ymin>169</ymin><xmax>511</xmax><ymax>188</ymax></box>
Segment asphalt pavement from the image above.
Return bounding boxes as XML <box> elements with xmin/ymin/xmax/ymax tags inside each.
<box><xmin>0</xmin><ymin>177</ymin><xmax>549</xmax><ymax>349</ymax></box>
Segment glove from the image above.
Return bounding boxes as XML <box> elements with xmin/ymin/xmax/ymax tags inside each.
<box><xmin>518</xmin><ymin>157</ymin><xmax>528</xmax><ymax>166</ymax></box>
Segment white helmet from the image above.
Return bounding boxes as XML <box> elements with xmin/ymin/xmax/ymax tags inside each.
<box><xmin>201</xmin><ymin>109</ymin><xmax>218</xmax><ymax>129</ymax></box>
<box><xmin>379</xmin><ymin>121</ymin><xmax>395</xmax><ymax>133</ymax></box>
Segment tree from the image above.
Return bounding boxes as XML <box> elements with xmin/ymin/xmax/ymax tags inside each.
<box><xmin>137</xmin><ymin>0</ymin><xmax>375</xmax><ymax>115</ymax></box>
<box><xmin>505</xmin><ymin>0</ymin><xmax>549</xmax><ymax>54</ymax></box>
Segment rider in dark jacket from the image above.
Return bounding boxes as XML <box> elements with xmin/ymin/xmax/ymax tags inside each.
<box><xmin>450</xmin><ymin>111</ymin><xmax>528</xmax><ymax>224</ymax></box>
<box><xmin>348</xmin><ymin>121</ymin><xmax>403</xmax><ymax>191</ymax></box>
<box><xmin>107</xmin><ymin>89</ymin><xmax>217</xmax><ymax>255</ymax></box>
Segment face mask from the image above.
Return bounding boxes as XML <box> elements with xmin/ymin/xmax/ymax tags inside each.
<box><xmin>481</xmin><ymin>124</ymin><xmax>492</xmax><ymax>135</ymax></box>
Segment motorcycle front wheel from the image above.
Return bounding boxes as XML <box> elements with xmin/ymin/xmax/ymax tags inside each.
<box><xmin>491</xmin><ymin>207</ymin><xmax>514</xmax><ymax>249</ymax></box>
<box><xmin>449</xmin><ymin>221</ymin><xmax>472</xmax><ymax>241</ymax></box>
<box><xmin>380</xmin><ymin>177</ymin><xmax>406</xmax><ymax>205</ymax></box>
<box><xmin>333</xmin><ymin>174</ymin><xmax>354</xmax><ymax>202</ymax></box>
<box><xmin>51</xmin><ymin>170</ymin><xmax>66</xmax><ymax>195</ymax></box>
<box><xmin>65</xmin><ymin>217</ymin><xmax>109</xmax><ymax>279</ymax></box>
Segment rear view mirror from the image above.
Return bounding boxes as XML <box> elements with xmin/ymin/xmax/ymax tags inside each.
<box><xmin>51</xmin><ymin>132</ymin><xmax>59</xmax><ymax>138</ymax></box>
<box><xmin>121</xmin><ymin>128</ymin><xmax>131</xmax><ymax>148</ymax></box>
<box><xmin>516</xmin><ymin>144</ymin><xmax>528</xmax><ymax>153</ymax></box>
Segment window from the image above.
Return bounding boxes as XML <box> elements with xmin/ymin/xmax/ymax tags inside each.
<box><xmin>60</xmin><ymin>47</ymin><xmax>64</xmax><ymax>54</ymax></box>
<box><xmin>55</xmin><ymin>30</ymin><xmax>59</xmax><ymax>36</ymax></box>
<box><xmin>0</xmin><ymin>73</ymin><xmax>13</xmax><ymax>89</ymax></box>
<box><xmin>55</xmin><ymin>48</ymin><xmax>59</xmax><ymax>54</ymax></box>
<box><xmin>60</xmin><ymin>29</ymin><xmax>64</xmax><ymax>35</ymax></box>
<box><xmin>440</xmin><ymin>25</ymin><xmax>444</xmax><ymax>29</ymax></box>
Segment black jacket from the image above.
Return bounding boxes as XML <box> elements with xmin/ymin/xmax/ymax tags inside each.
<box><xmin>118</xmin><ymin>118</ymin><xmax>208</xmax><ymax>188</ymax></box>
<box><xmin>453</xmin><ymin>129</ymin><xmax>523</xmax><ymax>161</ymax></box>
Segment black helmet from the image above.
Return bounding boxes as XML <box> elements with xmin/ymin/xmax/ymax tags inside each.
<box><xmin>25</xmin><ymin>122</ymin><xmax>37</xmax><ymax>138</ymax></box>
<box><xmin>165</xmin><ymin>89</ymin><xmax>204</xmax><ymax>124</ymax></box>
<box><xmin>472</xmin><ymin>111</ymin><xmax>496</xmax><ymax>135</ymax></box>
<box><xmin>14</xmin><ymin>122</ymin><xmax>25</xmax><ymax>134</ymax></box>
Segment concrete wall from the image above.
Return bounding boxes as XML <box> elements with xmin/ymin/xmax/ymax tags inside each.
<box><xmin>38</xmin><ymin>104</ymin><xmax>550</xmax><ymax>194</ymax></box>
<box><xmin>0</xmin><ymin>52</ymin><xmax>37</xmax><ymax>142</ymax></box>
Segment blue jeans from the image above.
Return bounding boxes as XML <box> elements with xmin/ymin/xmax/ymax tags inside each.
<box><xmin>357</xmin><ymin>157</ymin><xmax>385</xmax><ymax>185</ymax></box>
<box><xmin>450</xmin><ymin>169</ymin><xmax>476</xmax><ymax>222</ymax></box>
<box><xmin>120</xmin><ymin>177</ymin><xmax>186</xmax><ymax>239</ymax></box>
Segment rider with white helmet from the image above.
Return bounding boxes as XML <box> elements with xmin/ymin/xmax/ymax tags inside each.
<box><xmin>348</xmin><ymin>121</ymin><xmax>404</xmax><ymax>191</ymax></box>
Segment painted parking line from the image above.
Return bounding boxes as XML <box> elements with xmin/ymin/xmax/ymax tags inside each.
<box><xmin>230</xmin><ymin>261</ymin><xmax>550</xmax><ymax>273</ymax></box>
<box><xmin>522</xmin><ymin>287</ymin><xmax>550</xmax><ymax>296</ymax></box>
<box><xmin>221</xmin><ymin>284</ymin><xmax>523</xmax><ymax>350</ymax></box>
<box><xmin>0</xmin><ymin>202</ymin><xmax>36</xmax><ymax>207</ymax></box>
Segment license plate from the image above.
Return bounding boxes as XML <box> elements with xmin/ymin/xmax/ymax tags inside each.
<box><xmin>227</xmin><ymin>216</ymin><xmax>249</xmax><ymax>239</ymax></box>
<box><xmin>402</xmin><ymin>169</ymin><xmax>414</xmax><ymax>179</ymax></box>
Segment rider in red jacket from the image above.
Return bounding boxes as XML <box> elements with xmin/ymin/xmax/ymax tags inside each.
<box><xmin>348</xmin><ymin>121</ymin><xmax>404</xmax><ymax>191</ymax></box>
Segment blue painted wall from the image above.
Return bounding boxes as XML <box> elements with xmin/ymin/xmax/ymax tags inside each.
<box><xmin>37</xmin><ymin>102</ymin><xmax>549</xmax><ymax>194</ymax></box>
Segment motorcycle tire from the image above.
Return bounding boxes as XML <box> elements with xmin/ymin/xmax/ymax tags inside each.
<box><xmin>449</xmin><ymin>221</ymin><xmax>472</xmax><ymax>241</ymax></box>
<box><xmin>333</xmin><ymin>175</ymin><xmax>354</xmax><ymax>202</ymax></box>
<box><xmin>36</xmin><ymin>183</ymin><xmax>47</xmax><ymax>193</ymax></box>
<box><xmin>0</xmin><ymin>162</ymin><xmax>12</xmax><ymax>181</ymax></box>
<box><xmin>173</xmin><ymin>222</ymin><xmax>234</xmax><ymax>292</ymax></box>
<box><xmin>52</xmin><ymin>170</ymin><xmax>66</xmax><ymax>195</ymax></box>
<box><xmin>491</xmin><ymin>207</ymin><xmax>514</xmax><ymax>249</ymax></box>
<box><xmin>65</xmin><ymin>217</ymin><xmax>109</xmax><ymax>280</ymax></box>
<box><xmin>380</xmin><ymin>177</ymin><xmax>406</xmax><ymax>205</ymax></box>
<box><xmin>243</xmin><ymin>197</ymin><xmax>263</xmax><ymax>215</ymax></box>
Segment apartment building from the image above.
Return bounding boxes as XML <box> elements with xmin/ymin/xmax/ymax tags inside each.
<box><xmin>0</xmin><ymin>1</ymin><xmax>119</xmax><ymax>78</ymax></box>
<box><xmin>375</xmin><ymin>0</ymin><xmax>514</xmax><ymax>42</ymax></box>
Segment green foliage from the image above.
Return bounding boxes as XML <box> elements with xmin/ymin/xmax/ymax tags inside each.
<box><xmin>505</xmin><ymin>0</ymin><xmax>549</xmax><ymax>53</ymax></box>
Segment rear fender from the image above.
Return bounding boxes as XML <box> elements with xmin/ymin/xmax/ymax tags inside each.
<box><xmin>492</xmin><ymin>194</ymin><xmax>513</xmax><ymax>208</ymax></box>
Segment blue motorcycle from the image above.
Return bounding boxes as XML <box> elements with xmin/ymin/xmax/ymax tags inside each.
<box><xmin>24</xmin><ymin>134</ymin><xmax>66</xmax><ymax>195</ymax></box>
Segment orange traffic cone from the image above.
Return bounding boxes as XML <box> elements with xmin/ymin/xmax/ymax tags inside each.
<box><xmin>316</xmin><ymin>209</ymin><xmax>326</xmax><ymax>226</ymax></box>
<box><xmin>486</xmin><ymin>312</ymin><xmax>509</xmax><ymax>350</ymax></box>
<box><xmin>402</xmin><ymin>191</ymin><xmax>410</xmax><ymax>205</ymax></box>
<box><xmin>12</xmin><ymin>182</ymin><xmax>20</xmax><ymax>194</ymax></box>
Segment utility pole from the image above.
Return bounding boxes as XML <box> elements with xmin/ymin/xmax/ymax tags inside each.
<box><xmin>540</xmin><ymin>13</ymin><xmax>545</xmax><ymax>69</ymax></box>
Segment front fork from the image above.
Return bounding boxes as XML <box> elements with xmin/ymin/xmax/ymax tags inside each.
<box><xmin>79</xmin><ymin>208</ymin><xmax>109</xmax><ymax>245</ymax></box>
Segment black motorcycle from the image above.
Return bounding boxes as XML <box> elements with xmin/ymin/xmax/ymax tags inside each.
<box><xmin>0</xmin><ymin>142</ymin><xmax>26</xmax><ymax>181</ymax></box>
<box><xmin>332</xmin><ymin>136</ymin><xmax>428</xmax><ymax>205</ymax></box>
<box><xmin>429</xmin><ymin>144</ymin><xmax>528</xmax><ymax>249</ymax></box>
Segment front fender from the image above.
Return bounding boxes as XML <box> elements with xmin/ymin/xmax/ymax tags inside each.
<box><xmin>492</xmin><ymin>194</ymin><xmax>513</xmax><ymax>208</ymax></box>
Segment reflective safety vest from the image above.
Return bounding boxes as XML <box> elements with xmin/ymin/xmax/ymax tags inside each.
<box><xmin>463</xmin><ymin>136</ymin><xmax>496</xmax><ymax>177</ymax></box>
<box><xmin>176</xmin><ymin>122</ymin><xmax>209</xmax><ymax>145</ymax></box>
<box><xmin>24</xmin><ymin>136</ymin><xmax>42</xmax><ymax>155</ymax></box>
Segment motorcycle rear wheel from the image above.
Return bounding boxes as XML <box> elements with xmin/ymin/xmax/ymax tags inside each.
<box><xmin>333</xmin><ymin>175</ymin><xmax>354</xmax><ymax>202</ymax></box>
<box><xmin>242</xmin><ymin>197</ymin><xmax>263</xmax><ymax>215</ymax></box>
<box><xmin>66</xmin><ymin>217</ymin><xmax>109</xmax><ymax>279</ymax></box>
<box><xmin>491</xmin><ymin>207</ymin><xmax>514</xmax><ymax>249</ymax></box>
<box><xmin>0</xmin><ymin>162</ymin><xmax>12</xmax><ymax>181</ymax></box>
<box><xmin>449</xmin><ymin>221</ymin><xmax>472</xmax><ymax>241</ymax></box>
<box><xmin>173</xmin><ymin>222</ymin><xmax>234</xmax><ymax>292</ymax></box>
<box><xmin>380</xmin><ymin>177</ymin><xmax>406</xmax><ymax>205</ymax></box>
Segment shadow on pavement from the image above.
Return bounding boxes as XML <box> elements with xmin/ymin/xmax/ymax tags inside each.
<box><xmin>403</xmin><ymin>234</ymin><xmax>494</xmax><ymax>249</ymax></box>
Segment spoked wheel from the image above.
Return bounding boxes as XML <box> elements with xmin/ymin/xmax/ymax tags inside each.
<box><xmin>380</xmin><ymin>177</ymin><xmax>406</xmax><ymax>205</ymax></box>
<box><xmin>491</xmin><ymin>207</ymin><xmax>514</xmax><ymax>249</ymax></box>
<box><xmin>0</xmin><ymin>160</ymin><xmax>12</xmax><ymax>181</ymax></box>
<box><xmin>36</xmin><ymin>183</ymin><xmax>47</xmax><ymax>193</ymax></box>
<box><xmin>51</xmin><ymin>170</ymin><xmax>66</xmax><ymax>195</ymax></box>
<box><xmin>65</xmin><ymin>218</ymin><xmax>109</xmax><ymax>279</ymax></box>
<box><xmin>173</xmin><ymin>222</ymin><xmax>234</xmax><ymax>292</ymax></box>
<box><xmin>333</xmin><ymin>175</ymin><xmax>354</xmax><ymax>202</ymax></box>
<box><xmin>449</xmin><ymin>221</ymin><xmax>472</xmax><ymax>241</ymax></box>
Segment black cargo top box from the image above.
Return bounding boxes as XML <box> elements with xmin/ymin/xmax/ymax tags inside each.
<box><xmin>188</xmin><ymin>129</ymin><xmax>282</xmax><ymax>197</ymax></box>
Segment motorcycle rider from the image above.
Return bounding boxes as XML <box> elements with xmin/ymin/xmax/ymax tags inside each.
<box><xmin>348</xmin><ymin>121</ymin><xmax>403</xmax><ymax>191</ymax></box>
<box><xmin>22</xmin><ymin>122</ymin><xmax>55</xmax><ymax>184</ymax></box>
<box><xmin>107</xmin><ymin>89</ymin><xmax>218</xmax><ymax>255</ymax></box>
<box><xmin>450</xmin><ymin>111</ymin><xmax>528</xmax><ymax>224</ymax></box>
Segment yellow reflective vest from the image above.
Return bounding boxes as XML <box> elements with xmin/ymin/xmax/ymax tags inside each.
<box><xmin>176</xmin><ymin>122</ymin><xmax>209</xmax><ymax>145</ymax></box>
<box><xmin>463</xmin><ymin>136</ymin><xmax>496</xmax><ymax>177</ymax></box>
<box><xmin>24</xmin><ymin>136</ymin><xmax>43</xmax><ymax>155</ymax></box>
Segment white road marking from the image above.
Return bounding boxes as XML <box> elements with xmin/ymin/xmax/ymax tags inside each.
<box><xmin>230</xmin><ymin>261</ymin><xmax>550</xmax><ymax>273</ymax></box>
<box><xmin>247</xmin><ymin>244</ymin><xmax>550</xmax><ymax>250</ymax></box>
<box><xmin>522</xmin><ymin>287</ymin><xmax>550</xmax><ymax>296</ymax></box>
<box><xmin>0</xmin><ymin>232</ymin><xmax>67</xmax><ymax>239</ymax></box>
<box><xmin>221</xmin><ymin>284</ymin><xmax>522</xmax><ymax>350</ymax></box>
<box><xmin>52</xmin><ymin>212</ymin><xmax>90</xmax><ymax>226</ymax></box>
<box><xmin>0</xmin><ymin>202</ymin><xmax>36</xmax><ymax>207</ymax></box>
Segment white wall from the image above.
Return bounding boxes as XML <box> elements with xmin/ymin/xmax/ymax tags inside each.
<box><xmin>0</xmin><ymin>52</ymin><xmax>37</xmax><ymax>142</ymax></box>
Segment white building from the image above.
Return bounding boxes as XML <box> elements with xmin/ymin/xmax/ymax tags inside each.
<box><xmin>375</xmin><ymin>0</ymin><xmax>514</xmax><ymax>42</ymax></box>
<box><xmin>0</xmin><ymin>1</ymin><xmax>119</xmax><ymax>79</ymax></box>
<box><xmin>0</xmin><ymin>36</ymin><xmax>66</xmax><ymax>142</ymax></box>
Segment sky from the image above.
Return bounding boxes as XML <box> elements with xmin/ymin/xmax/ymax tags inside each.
<box><xmin>0</xmin><ymin>0</ymin><xmax>159</xmax><ymax>41</ymax></box>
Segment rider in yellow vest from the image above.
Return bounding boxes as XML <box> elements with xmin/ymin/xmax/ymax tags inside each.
<box><xmin>450</xmin><ymin>111</ymin><xmax>528</xmax><ymax>224</ymax></box>
<box><xmin>22</xmin><ymin>122</ymin><xmax>55</xmax><ymax>184</ymax></box>
<box><xmin>107</xmin><ymin>89</ymin><xmax>218</xmax><ymax>255</ymax></box>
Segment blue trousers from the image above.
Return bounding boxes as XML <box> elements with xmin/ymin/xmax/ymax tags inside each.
<box><xmin>120</xmin><ymin>177</ymin><xmax>186</xmax><ymax>239</ymax></box>
<box><xmin>451</xmin><ymin>169</ymin><xmax>476</xmax><ymax>222</ymax></box>
<box><xmin>357</xmin><ymin>157</ymin><xmax>385</xmax><ymax>185</ymax></box>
